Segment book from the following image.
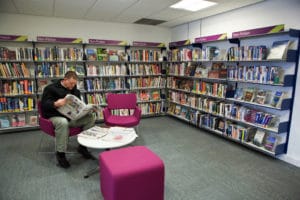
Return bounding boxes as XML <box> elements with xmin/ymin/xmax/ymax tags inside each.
<box><xmin>264</xmin><ymin>133</ymin><xmax>278</xmax><ymax>152</ymax></box>
<box><xmin>11</xmin><ymin>113</ymin><xmax>26</xmax><ymax>127</ymax></box>
<box><xmin>57</xmin><ymin>94</ymin><xmax>99</xmax><ymax>120</ymax></box>
<box><xmin>270</xmin><ymin>91</ymin><xmax>286</xmax><ymax>108</ymax></box>
<box><xmin>243</xmin><ymin>88</ymin><xmax>255</xmax><ymax>102</ymax></box>
<box><xmin>267</xmin><ymin>40</ymin><xmax>292</xmax><ymax>60</ymax></box>
<box><xmin>253</xmin><ymin>129</ymin><xmax>265</xmax><ymax>147</ymax></box>
<box><xmin>0</xmin><ymin>116</ymin><xmax>10</xmax><ymax>128</ymax></box>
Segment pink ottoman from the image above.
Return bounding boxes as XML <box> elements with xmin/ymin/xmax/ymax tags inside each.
<box><xmin>99</xmin><ymin>146</ymin><xmax>164</xmax><ymax>200</ymax></box>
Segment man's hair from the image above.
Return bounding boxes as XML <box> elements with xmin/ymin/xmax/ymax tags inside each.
<box><xmin>64</xmin><ymin>71</ymin><xmax>78</xmax><ymax>80</ymax></box>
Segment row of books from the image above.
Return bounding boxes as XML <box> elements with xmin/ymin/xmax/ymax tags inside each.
<box><xmin>227</xmin><ymin>65</ymin><xmax>284</xmax><ymax>84</ymax></box>
<box><xmin>0</xmin><ymin>62</ymin><xmax>33</xmax><ymax>78</ymax></box>
<box><xmin>36</xmin><ymin>62</ymin><xmax>85</xmax><ymax>77</ymax></box>
<box><xmin>128</xmin><ymin>49</ymin><xmax>163</xmax><ymax>62</ymax></box>
<box><xmin>86</xmin><ymin>64</ymin><xmax>127</xmax><ymax>76</ymax></box>
<box><xmin>128</xmin><ymin>63</ymin><xmax>161</xmax><ymax>76</ymax></box>
<box><xmin>0</xmin><ymin>97</ymin><xmax>35</xmax><ymax>112</ymax></box>
<box><xmin>34</xmin><ymin>47</ymin><xmax>83</xmax><ymax>61</ymax></box>
<box><xmin>234</xmin><ymin>87</ymin><xmax>287</xmax><ymax>108</ymax></box>
<box><xmin>168</xmin><ymin>104</ymin><xmax>281</xmax><ymax>152</ymax></box>
<box><xmin>0</xmin><ymin>47</ymin><xmax>33</xmax><ymax>61</ymax></box>
<box><xmin>129</xmin><ymin>77</ymin><xmax>165</xmax><ymax>89</ymax></box>
<box><xmin>138</xmin><ymin>102</ymin><xmax>162</xmax><ymax>115</ymax></box>
<box><xmin>224</xmin><ymin>103</ymin><xmax>279</xmax><ymax>129</ymax></box>
<box><xmin>0</xmin><ymin>114</ymin><xmax>38</xmax><ymax>128</ymax></box>
<box><xmin>228</xmin><ymin>45</ymin><xmax>268</xmax><ymax>61</ymax></box>
<box><xmin>85</xmin><ymin>78</ymin><xmax>127</xmax><ymax>91</ymax></box>
<box><xmin>86</xmin><ymin>48</ymin><xmax>127</xmax><ymax>62</ymax></box>
<box><xmin>1</xmin><ymin>80</ymin><xmax>35</xmax><ymax>95</ymax></box>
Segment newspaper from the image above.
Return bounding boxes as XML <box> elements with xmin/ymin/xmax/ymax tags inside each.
<box><xmin>101</xmin><ymin>127</ymin><xmax>138</xmax><ymax>143</ymax></box>
<box><xmin>57</xmin><ymin>94</ymin><xmax>98</xmax><ymax>120</ymax></box>
<box><xmin>79</xmin><ymin>126</ymin><xmax>109</xmax><ymax>139</ymax></box>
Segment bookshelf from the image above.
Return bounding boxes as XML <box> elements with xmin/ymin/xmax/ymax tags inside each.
<box><xmin>127</xmin><ymin>41</ymin><xmax>167</xmax><ymax>117</ymax></box>
<box><xmin>166</xmin><ymin>26</ymin><xmax>300</xmax><ymax>156</ymax></box>
<box><xmin>0</xmin><ymin>35</ymin><xmax>38</xmax><ymax>133</ymax></box>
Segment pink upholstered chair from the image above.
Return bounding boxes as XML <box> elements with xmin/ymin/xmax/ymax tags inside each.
<box><xmin>38</xmin><ymin>101</ymin><xmax>82</xmax><ymax>137</ymax></box>
<box><xmin>103</xmin><ymin>93</ymin><xmax>141</xmax><ymax>128</ymax></box>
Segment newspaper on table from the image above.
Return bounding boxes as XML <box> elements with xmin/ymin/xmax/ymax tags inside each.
<box><xmin>79</xmin><ymin>126</ymin><xmax>109</xmax><ymax>139</ymax></box>
<box><xmin>101</xmin><ymin>127</ymin><xmax>138</xmax><ymax>143</ymax></box>
<box><xmin>57</xmin><ymin>94</ymin><xmax>99</xmax><ymax>120</ymax></box>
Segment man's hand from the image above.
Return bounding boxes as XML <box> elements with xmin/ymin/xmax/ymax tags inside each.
<box><xmin>54</xmin><ymin>98</ymin><xmax>67</xmax><ymax>108</ymax></box>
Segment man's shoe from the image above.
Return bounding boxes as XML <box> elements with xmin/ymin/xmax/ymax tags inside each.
<box><xmin>56</xmin><ymin>152</ymin><xmax>70</xmax><ymax>168</ymax></box>
<box><xmin>77</xmin><ymin>145</ymin><xmax>95</xmax><ymax>160</ymax></box>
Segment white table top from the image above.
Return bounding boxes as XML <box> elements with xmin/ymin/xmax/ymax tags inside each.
<box><xmin>77</xmin><ymin>126</ymin><xmax>138</xmax><ymax>149</ymax></box>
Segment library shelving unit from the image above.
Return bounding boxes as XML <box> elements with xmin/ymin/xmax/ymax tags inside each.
<box><xmin>83</xmin><ymin>39</ymin><xmax>129</xmax><ymax>120</ymax></box>
<box><xmin>127</xmin><ymin>41</ymin><xmax>167</xmax><ymax>117</ymax></box>
<box><xmin>0</xmin><ymin>35</ymin><xmax>38</xmax><ymax>133</ymax></box>
<box><xmin>166</xmin><ymin>25</ymin><xmax>300</xmax><ymax>156</ymax></box>
<box><xmin>34</xmin><ymin>36</ymin><xmax>85</xmax><ymax>98</ymax></box>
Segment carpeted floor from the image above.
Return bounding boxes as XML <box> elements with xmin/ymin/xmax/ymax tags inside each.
<box><xmin>1</xmin><ymin>116</ymin><xmax>300</xmax><ymax>200</ymax></box>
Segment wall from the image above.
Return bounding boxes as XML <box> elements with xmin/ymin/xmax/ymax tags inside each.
<box><xmin>0</xmin><ymin>13</ymin><xmax>171</xmax><ymax>45</ymax></box>
<box><xmin>171</xmin><ymin>0</ymin><xmax>300</xmax><ymax>167</ymax></box>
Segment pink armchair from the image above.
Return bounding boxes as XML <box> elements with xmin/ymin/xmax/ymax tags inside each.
<box><xmin>37</xmin><ymin>101</ymin><xmax>82</xmax><ymax>137</ymax></box>
<box><xmin>103</xmin><ymin>93</ymin><xmax>141</xmax><ymax>128</ymax></box>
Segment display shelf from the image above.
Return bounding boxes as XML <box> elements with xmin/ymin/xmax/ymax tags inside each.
<box><xmin>166</xmin><ymin>26</ymin><xmax>300</xmax><ymax>156</ymax></box>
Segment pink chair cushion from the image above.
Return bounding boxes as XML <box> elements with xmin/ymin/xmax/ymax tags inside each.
<box><xmin>99</xmin><ymin>146</ymin><xmax>164</xmax><ymax>200</ymax></box>
<box><xmin>103</xmin><ymin>93</ymin><xmax>141</xmax><ymax>128</ymax></box>
<box><xmin>38</xmin><ymin>101</ymin><xmax>82</xmax><ymax>137</ymax></box>
<box><xmin>104</xmin><ymin>115</ymin><xmax>140</xmax><ymax>127</ymax></box>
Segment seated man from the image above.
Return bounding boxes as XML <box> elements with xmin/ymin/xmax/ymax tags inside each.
<box><xmin>41</xmin><ymin>71</ymin><xmax>95</xmax><ymax>168</ymax></box>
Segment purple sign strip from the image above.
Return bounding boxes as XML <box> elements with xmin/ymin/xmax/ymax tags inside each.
<box><xmin>37</xmin><ymin>36</ymin><xmax>82</xmax><ymax>43</ymax></box>
<box><xmin>132</xmin><ymin>41</ymin><xmax>165</xmax><ymax>47</ymax></box>
<box><xmin>88</xmin><ymin>39</ymin><xmax>127</xmax><ymax>46</ymax></box>
<box><xmin>169</xmin><ymin>40</ymin><xmax>191</xmax><ymax>48</ymax></box>
<box><xmin>0</xmin><ymin>34</ymin><xmax>28</xmax><ymax>41</ymax></box>
<box><xmin>195</xmin><ymin>33</ymin><xmax>227</xmax><ymax>43</ymax></box>
<box><xmin>232</xmin><ymin>24</ymin><xmax>284</xmax><ymax>38</ymax></box>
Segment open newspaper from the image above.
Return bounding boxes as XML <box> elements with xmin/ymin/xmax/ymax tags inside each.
<box><xmin>79</xmin><ymin>126</ymin><xmax>138</xmax><ymax>143</ymax></box>
<box><xmin>57</xmin><ymin>94</ymin><xmax>98</xmax><ymax>120</ymax></box>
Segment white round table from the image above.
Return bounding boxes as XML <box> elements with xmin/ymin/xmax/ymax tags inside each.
<box><xmin>77</xmin><ymin>126</ymin><xmax>138</xmax><ymax>178</ymax></box>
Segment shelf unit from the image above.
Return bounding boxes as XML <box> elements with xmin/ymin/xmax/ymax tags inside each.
<box><xmin>166</xmin><ymin>27</ymin><xmax>300</xmax><ymax>156</ymax></box>
<box><xmin>0</xmin><ymin>36</ymin><xmax>38</xmax><ymax>133</ymax></box>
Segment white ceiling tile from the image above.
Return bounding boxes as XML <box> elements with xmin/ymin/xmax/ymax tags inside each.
<box><xmin>0</xmin><ymin>0</ymin><xmax>18</xmax><ymax>12</ymax></box>
<box><xmin>55</xmin><ymin>0</ymin><xmax>96</xmax><ymax>19</ymax></box>
<box><xmin>85</xmin><ymin>0</ymin><xmax>138</xmax><ymax>21</ymax></box>
<box><xmin>0</xmin><ymin>0</ymin><xmax>266</xmax><ymax>27</ymax></box>
<box><xmin>13</xmin><ymin>0</ymin><xmax>54</xmax><ymax>16</ymax></box>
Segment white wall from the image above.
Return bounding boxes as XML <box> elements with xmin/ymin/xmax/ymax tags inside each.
<box><xmin>0</xmin><ymin>13</ymin><xmax>171</xmax><ymax>45</ymax></box>
<box><xmin>172</xmin><ymin>0</ymin><xmax>300</xmax><ymax>167</ymax></box>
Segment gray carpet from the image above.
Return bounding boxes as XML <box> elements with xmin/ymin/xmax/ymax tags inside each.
<box><xmin>1</xmin><ymin>116</ymin><xmax>300</xmax><ymax>200</ymax></box>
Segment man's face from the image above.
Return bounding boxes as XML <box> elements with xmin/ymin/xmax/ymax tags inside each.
<box><xmin>63</xmin><ymin>77</ymin><xmax>77</xmax><ymax>90</ymax></box>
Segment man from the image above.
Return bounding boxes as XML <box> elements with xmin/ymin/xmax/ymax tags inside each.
<box><xmin>41</xmin><ymin>71</ymin><xmax>95</xmax><ymax>168</ymax></box>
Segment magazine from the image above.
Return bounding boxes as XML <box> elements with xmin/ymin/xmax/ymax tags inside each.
<box><xmin>57</xmin><ymin>94</ymin><xmax>98</xmax><ymax>120</ymax></box>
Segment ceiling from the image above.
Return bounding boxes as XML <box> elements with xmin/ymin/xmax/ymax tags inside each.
<box><xmin>0</xmin><ymin>0</ymin><xmax>265</xmax><ymax>28</ymax></box>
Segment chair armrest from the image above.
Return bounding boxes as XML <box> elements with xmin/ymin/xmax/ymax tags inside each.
<box><xmin>103</xmin><ymin>108</ymin><xmax>111</xmax><ymax>119</ymax></box>
<box><xmin>133</xmin><ymin>106</ymin><xmax>142</xmax><ymax>119</ymax></box>
<box><xmin>39</xmin><ymin>117</ymin><xmax>55</xmax><ymax>136</ymax></box>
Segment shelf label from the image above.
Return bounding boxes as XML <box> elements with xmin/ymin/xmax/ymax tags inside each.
<box><xmin>195</xmin><ymin>33</ymin><xmax>227</xmax><ymax>43</ymax></box>
<box><xmin>132</xmin><ymin>41</ymin><xmax>165</xmax><ymax>47</ymax></box>
<box><xmin>232</xmin><ymin>24</ymin><xmax>284</xmax><ymax>38</ymax></box>
<box><xmin>37</xmin><ymin>36</ymin><xmax>82</xmax><ymax>43</ymax></box>
<box><xmin>169</xmin><ymin>40</ymin><xmax>190</xmax><ymax>48</ymax></box>
<box><xmin>88</xmin><ymin>39</ymin><xmax>127</xmax><ymax>46</ymax></box>
<box><xmin>0</xmin><ymin>34</ymin><xmax>28</xmax><ymax>41</ymax></box>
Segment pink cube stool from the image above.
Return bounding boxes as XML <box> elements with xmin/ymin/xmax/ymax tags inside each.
<box><xmin>99</xmin><ymin>146</ymin><xmax>165</xmax><ymax>200</ymax></box>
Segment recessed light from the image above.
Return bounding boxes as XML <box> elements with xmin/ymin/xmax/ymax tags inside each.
<box><xmin>170</xmin><ymin>0</ymin><xmax>217</xmax><ymax>12</ymax></box>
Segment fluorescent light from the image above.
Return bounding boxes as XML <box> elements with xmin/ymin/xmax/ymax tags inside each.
<box><xmin>170</xmin><ymin>0</ymin><xmax>217</xmax><ymax>12</ymax></box>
